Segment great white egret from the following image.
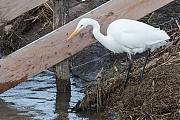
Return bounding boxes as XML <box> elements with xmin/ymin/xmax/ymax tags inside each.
<box><xmin>67</xmin><ymin>18</ymin><xmax>170</xmax><ymax>91</ymax></box>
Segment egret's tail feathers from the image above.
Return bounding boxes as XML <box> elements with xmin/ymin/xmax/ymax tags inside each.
<box><xmin>150</xmin><ymin>40</ymin><xmax>168</xmax><ymax>52</ymax></box>
<box><xmin>159</xmin><ymin>30</ymin><xmax>170</xmax><ymax>40</ymax></box>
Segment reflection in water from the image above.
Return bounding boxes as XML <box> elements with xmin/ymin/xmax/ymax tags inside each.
<box><xmin>55</xmin><ymin>92</ymin><xmax>71</xmax><ymax>120</ymax></box>
<box><xmin>0</xmin><ymin>69</ymin><xmax>86</xmax><ymax>120</ymax></box>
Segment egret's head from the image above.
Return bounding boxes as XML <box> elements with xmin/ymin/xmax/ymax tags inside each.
<box><xmin>67</xmin><ymin>18</ymin><xmax>89</xmax><ymax>41</ymax></box>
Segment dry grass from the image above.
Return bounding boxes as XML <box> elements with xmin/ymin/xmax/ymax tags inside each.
<box><xmin>0</xmin><ymin>3</ymin><xmax>53</xmax><ymax>54</ymax></box>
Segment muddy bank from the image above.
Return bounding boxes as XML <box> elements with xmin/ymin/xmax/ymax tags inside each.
<box><xmin>75</xmin><ymin>26</ymin><xmax>180</xmax><ymax>120</ymax></box>
<box><xmin>0</xmin><ymin>99</ymin><xmax>33</xmax><ymax>120</ymax></box>
<box><xmin>74</xmin><ymin>1</ymin><xmax>180</xmax><ymax>119</ymax></box>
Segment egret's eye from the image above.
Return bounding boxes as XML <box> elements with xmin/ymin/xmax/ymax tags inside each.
<box><xmin>78</xmin><ymin>25</ymin><xmax>83</xmax><ymax>29</ymax></box>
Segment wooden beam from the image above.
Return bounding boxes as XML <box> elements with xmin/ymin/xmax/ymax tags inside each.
<box><xmin>0</xmin><ymin>0</ymin><xmax>173</xmax><ymax>93</ymax></box>
<box><xmin>0</xmin><ymin>0</ymin><xmax>48</xmax><ymax>26</ymax></box>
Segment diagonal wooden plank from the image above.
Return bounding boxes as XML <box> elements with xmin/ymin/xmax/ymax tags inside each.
<box><xmin>0</xmin><ymin>0</ymin><xmax>173</xmax><ymax>93</ymax></box>
<box><xmin>0</xmin><ymin>0</ymin><xmax>48</xmax><ymax>26</ymax></box>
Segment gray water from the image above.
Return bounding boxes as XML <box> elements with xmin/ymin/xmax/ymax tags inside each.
<box><xmin>0</xmin><ymin>69</ymin><xmax>88</xmax><ymax>120</ymax></box>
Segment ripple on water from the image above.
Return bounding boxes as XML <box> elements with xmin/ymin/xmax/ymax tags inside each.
<box><xmin>0</xmin><ymin>70</ymin><xmax>88</xmax><ymax>120</ymax></box>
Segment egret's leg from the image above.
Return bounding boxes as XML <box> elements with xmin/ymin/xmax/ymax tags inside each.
<box><xmin>121</xmin><ymin>56</ymin><xmax>132</xmax><ymax>92</ymax></box>
<box><xmin>139</xmin><ymin>50</ymin><xmax>150</xmax><ymax>81</ymax></box>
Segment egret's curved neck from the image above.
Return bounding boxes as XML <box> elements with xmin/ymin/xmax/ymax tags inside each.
<box><xmin>89</xmin><ymin>19</ymin><xmax>108</xmax><ymax>43</ymax></box>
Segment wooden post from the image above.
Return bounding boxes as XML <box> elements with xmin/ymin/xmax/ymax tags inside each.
<box><xmin>53</xmin><ymin>0</ymin><xmax>70</xmax><ymax>92</ymax></box>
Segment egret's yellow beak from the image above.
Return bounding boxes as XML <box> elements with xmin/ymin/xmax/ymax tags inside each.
<box><xmin>67</xmin><ymin>28</ymin><xmax>79</xmax><ymax>41</ymax></box>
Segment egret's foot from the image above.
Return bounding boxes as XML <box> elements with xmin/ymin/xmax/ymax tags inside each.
<box><xmin>120</xmin><ymin>69</ymin><xmax>131</xmax><ymax>94</ymax></box>
<box><xmin>138</xmin><ymin>50</ymin><xmax>150</xmax><ymax>82</ymax></box>
<box><xmin>139</xmin><ymin>72</ymin><xmax>143</xmax><ymax>82</ymax></box>
<box><xmin>120</xmin><ymin>81</ymin><xmax>126</xmax><ymax>93</ymax></box>
<box><xmin>120</xmin><ymin>87</ymin><xmax>125</xmax><ymax>94</ymax></box>
<box><xmin>120</xmin><ymin>57</ymin><xmax>132</xmax><ymax>94</ymax></box>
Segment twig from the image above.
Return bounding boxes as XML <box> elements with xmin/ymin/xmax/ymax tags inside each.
<box><xmin>144</xmin><ymin>111</ymin><xmax>154</xmax><ymax>120</ymax></box>
<box><xmin>24</xmin><ymin>15</ymin><xmax>39</xmax><ymax>22</ymax></box>
<box><xmin>95</xmin><ymin>67</ymin><xmax>104</xmax><ymax>80</ymax></box>
<box><xmin>44</xmin><ymin>2</ymin><xmax>53</xmax><ymax>12</ymax></box>
<box><xmin>95</xmin><ymin>67</ymin><xmax>104</xmax><ymax>112</ymax></box>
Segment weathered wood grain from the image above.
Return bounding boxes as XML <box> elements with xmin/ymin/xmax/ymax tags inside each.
<box><xmin>0</xmin><ymin>0</ymin><xmax>48</xmax><ymax>26</ymax></box>
<box><xmin>0</xmin><ymin>0</ymin><xmax>173</xmax><ymax>93</ymax></box>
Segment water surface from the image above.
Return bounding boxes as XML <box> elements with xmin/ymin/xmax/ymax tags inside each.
<box><xmin>0</xmin><ymin>69</ymin><xmax>88</xmax><ymax>120</ymax></box>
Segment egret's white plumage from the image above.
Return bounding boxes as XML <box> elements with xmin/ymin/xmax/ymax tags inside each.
<box><xmin>68</xmin><ymin>18</ymin><xmax>170</xmax><ymax>90</ymax></box>
<box><xmin>68</xmin><ymin>18</ymin><xmax>170</xmax><ymax>59</ymax></box>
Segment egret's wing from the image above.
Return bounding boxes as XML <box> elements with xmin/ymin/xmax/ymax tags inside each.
<box><xmin>121</xmin><ymin>29</ymin><xmax>169</xmax><ymax>48</ymax></box>
<box><xmin>107</xmin><ymin>19</ymin><xmax>169</xmax><ymax>49</ymax></box>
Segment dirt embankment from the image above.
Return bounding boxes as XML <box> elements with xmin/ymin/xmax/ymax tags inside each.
<box><xmin>75</xmin><ymin>1</ymin><xmax>180</xmax><ymax>119</ymax></box>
